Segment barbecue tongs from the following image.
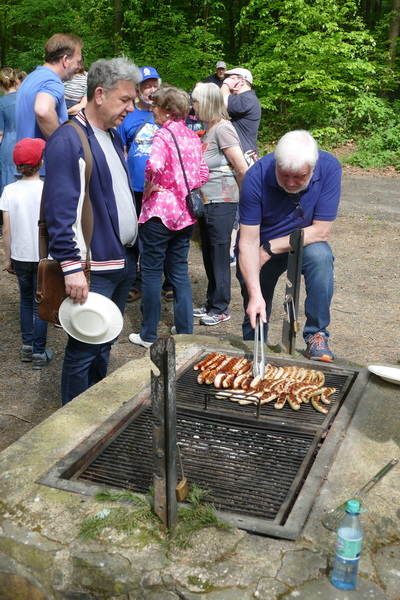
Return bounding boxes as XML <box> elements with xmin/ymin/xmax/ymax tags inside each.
<box><xmin>253</xmin><ymin>315</ymin><xmax>265</xmax><ymax>378</ymax></box>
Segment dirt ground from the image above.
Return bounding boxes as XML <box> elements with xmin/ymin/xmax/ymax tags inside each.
<box><xmin>0</xmin><ymin>168</ymin><xmax>399</xmax><ymax>453</ymax></box>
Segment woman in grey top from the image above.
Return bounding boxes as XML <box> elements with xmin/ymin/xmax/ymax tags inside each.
<box><xmin>192</xmin><ymin>82</ymin><xmax>248</xmax><ymax>326</ymax></box>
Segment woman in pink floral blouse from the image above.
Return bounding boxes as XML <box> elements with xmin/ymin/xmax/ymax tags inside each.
<box><xmin>129</xmin><ymin>86</ymin><xmax>209</xmax><ymax>348</ymax></box>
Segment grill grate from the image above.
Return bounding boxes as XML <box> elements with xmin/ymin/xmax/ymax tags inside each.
<box><xmin>78</xmin><ymin>407</ymin><xmax>318</xmax><ymax>521</ymax></box>
<box><xmin>176</xmin><ymin>359</ymin><xmax>354</xmax><ymax>429</ymax></box>
<box><xmin>36</xmin><ymin>347</ymin><xmax>369</xmax><ymax>539</ymax></box>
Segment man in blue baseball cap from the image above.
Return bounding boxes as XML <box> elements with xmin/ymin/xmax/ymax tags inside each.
<box><xmin>118</xmin><ymin>66</ymin><xmax>173</xmax><ymax>303</ymax></box>
<box><xmin>118</xmin><ymin>66</ymin><xmax>161</xmax><ymax>210</ymax></box>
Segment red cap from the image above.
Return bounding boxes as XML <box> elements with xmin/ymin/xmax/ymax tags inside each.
<box><xmin>13</xmin><ymin>138</ymin><xmax>46</xmax><ymax>167</ymax></box>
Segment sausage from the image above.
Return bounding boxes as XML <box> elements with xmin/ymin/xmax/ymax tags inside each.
<box><xmin>287</xmin><ymin>393</ymin><xmax>301</xmax><ymax>411</ymax></box>
<box><xmin>311</xmin><ymin>396</ymin><xmax>329</xmax><ymax>414</ymax></box>
<box><xmin>204</xmin><ymin>356</ymin><xmax>232</xmax><ymax>385</ymax></box>
<box><xmin>274</xmin><ymin>394</ymin><xmax>287</xmax><ymax>409</ymax></box>
<box><xmin>193</xmin><ymin>352</ymin><xmax>218</xmax><ymax>371</ymax></box>
<box><xmin>213</xmin><ymin>358</ymin><xmax>242</xmax><ymax>388</ymax></box>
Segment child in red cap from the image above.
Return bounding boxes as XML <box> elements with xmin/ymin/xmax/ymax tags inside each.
<box><xmin>0</xmin><ymin>138</ymin><xmax>54</xmax><ymax>369</ymax></box>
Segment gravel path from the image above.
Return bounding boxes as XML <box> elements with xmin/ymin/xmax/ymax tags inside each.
<box><xmin>0</xmin><ymin>172</ymin><xmax>399</xmax><ymax>452</ymax></box>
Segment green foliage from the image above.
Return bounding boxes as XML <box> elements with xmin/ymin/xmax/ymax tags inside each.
<box><xmin>345</xmin><ymin>120</ymin><xmax>400</xmax><ymax>169</ymax></box>
<box><xmin>238</xmin><ymin>0</ymin><xmax>400</xmax><ymax>141</ymax></box>
<box><xmin>2</xmin><ymin>0</ymin><xmax>400</xmax><ymax>168</ymax></box>
<box><xmin>78</xmin><ymin>484</ymin><xmax>233</xmax><ymax>550</ymax></box>
<box><xmin>78</xmin><ymin>488</ymin><xmax>160</xmax><ymax>544</ymax></box>
<box><xmin>120</xmin><ymin>2</ymin><xmax>224</xmax><ymax>89</ymax></box>
<box><xmin>171</xmin><ymin>483</ymin><xmax>233</xmax><ymax>550</ymax></box>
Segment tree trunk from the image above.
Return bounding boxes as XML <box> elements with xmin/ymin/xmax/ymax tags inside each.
<box><xmin>388</xmin><ymin>0</ymin><xmax>400</xmax><ymax>65</ymax></box>
<box><xmin>114</xmin><ymin>0</ymin><xmax>123</xmax><ymax>53</ymax></box>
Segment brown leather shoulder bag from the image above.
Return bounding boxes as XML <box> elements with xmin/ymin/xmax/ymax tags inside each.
<box><xmin>35</xmin><ymin>121</ymin><xmax>93</xmax><ymax>324</ymax></box>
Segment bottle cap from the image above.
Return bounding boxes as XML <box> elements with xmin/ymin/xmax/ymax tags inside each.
<box><xmin>346</xmin><ymin>500</ymin><xmax>361</xmax><ymax>514</ymax></box>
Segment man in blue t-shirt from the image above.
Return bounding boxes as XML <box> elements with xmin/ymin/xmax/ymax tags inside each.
<box><xmin>118</xmin><ymin>66</ymin><xmax>161</xmax><ymax>213</ymax></box>
<box><xmin>238</xmin><ymin>130</ymin><xmax>342</xmax><ymax>362</ymax></box>
<box><xmin>16</xmin><ymin>33</ymin><xmax>83</xmax><ymax>142</ymax></box>
<box><xmin>16</xmin><ymin>34</ymin><xmax>83</xmax><ymax>176</ymax></box>
<box><xmin>118</xmin><ymin>66</ymin><xmax>172</xmax><ymax>303</ymax></box>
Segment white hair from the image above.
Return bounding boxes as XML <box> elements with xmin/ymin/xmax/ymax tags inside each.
<box><xmin>274</xmin><ymin>130</ymin><xmax>319</xmax><ymax>172</ymax></box>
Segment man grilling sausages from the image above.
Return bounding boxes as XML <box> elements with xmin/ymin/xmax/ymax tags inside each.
<box><xmin>237</xmin><ymin>130</ymin><xmax>342</xmax><ymax>363</ymax></box>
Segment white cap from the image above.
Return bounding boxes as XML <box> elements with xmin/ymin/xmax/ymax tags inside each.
<box><xmin>224</xmin><ymin>68</ymin><xmax>253</xmax><ymax>84</ymax></box>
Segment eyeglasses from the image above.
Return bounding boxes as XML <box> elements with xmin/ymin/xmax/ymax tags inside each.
<box><xmin>288</xmin><ymin>193</ymin><xmax>305</xmax><ymax>220</ymax></box>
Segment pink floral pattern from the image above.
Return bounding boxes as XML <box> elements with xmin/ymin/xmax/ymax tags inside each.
<box><xmin>140</xmin><ymin>120</ymin><xmax>209</xmax><ymax>230</ymax></box>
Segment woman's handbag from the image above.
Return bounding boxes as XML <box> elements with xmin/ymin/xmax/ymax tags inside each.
<box><xmin>36</xmin><ymin>121</ymin><xmax>93</xmax><ymax>324</ymax></box>
<box><xmin>185</xmin><ymin>188</ymin><xmax>205</xmax><ymax>219</ymax></box>
<box><xmin>166</xmin><ymin>127</ymin><xmax>204</xmax><ymax>218</ymax></box>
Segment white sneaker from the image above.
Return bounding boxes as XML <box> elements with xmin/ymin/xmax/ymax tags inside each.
<box><xmin>128</xmin><ymin>333</ymin><xmax>153</xmax><ymax>348</ymax></box>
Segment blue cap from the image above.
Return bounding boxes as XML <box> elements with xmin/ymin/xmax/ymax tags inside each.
<box><xmin>346</xmin><ymin>500</ymin><xmax>360</xmax><ymax>514</ymax></box>
<box><xmin>140</xmin><ymin>66</ymin><xmax>160</xmax><ymax>82</ymax></box>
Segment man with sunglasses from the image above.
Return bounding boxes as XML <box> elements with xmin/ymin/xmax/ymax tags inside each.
<box><xmin>237</xmin><ymin>130</ymin><xmax>342</xmax><ymax>363</ymax></box>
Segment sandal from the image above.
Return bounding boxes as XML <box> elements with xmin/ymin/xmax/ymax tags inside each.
<box><xmin>164</xmin><ymin>290</ymin><xmax>174</xmax><ymax>302</ymax></box>
<box><xmin>127</xmin><ymin>287</ymin><xmax>142</xmax><ymax>303</ymax></box>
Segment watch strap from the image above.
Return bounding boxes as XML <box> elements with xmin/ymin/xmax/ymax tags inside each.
<box><xmin>263</xmin><ymin>240</ymin><xmax>275</xmax><ymax>257</ymax></box>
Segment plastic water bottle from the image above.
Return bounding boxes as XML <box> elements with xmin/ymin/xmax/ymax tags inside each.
<box><xmin>331</xmin><ymin>499</ymin><xmax>363</xmax><ymax>590</ymax></box>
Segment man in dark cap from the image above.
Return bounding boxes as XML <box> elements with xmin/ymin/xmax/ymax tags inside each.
<box><xmin>204</xmin><ymin>61</ymin><xmax>227</xmax><ymax>88</ymax></box>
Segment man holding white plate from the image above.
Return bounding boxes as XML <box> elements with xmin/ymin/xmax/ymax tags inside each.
<box><xmin>44</xmin><ymin>57</ymin><xmax>141</xmax><ymax>405</ymax></box>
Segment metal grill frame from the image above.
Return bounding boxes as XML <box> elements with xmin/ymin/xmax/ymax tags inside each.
<box><xmin>36</xmin><ymin>344</ymin><xmax>370</xmax><ymax>539</ymax></box>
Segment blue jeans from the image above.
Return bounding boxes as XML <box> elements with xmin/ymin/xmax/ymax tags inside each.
<box><xmin>61</xmin><ymin>247</ymin><xmax>137</xmax><ymax>405</ymax></box>
<box><xmin>13</xmin><ymin>260</ymin><xmax>48</xmax><ymax>353</ymax></box>
<box><xmin>198</xmin><ymin>202</ymin><xmax>237</xmax><ymax>315</ymax></box>
<box><xmin>139</xmin><ymin>219</ymin><xmax>194</xmax><ymax>342</ymax></box>
<box><xmin>238</xmin><ymin>241</ymin><xmax>334</xmax><ymax>342</ymax></box>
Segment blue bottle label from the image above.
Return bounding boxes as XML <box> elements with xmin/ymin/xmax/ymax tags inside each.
<box><xmin>335</xmin><ymin>534</ymin><xmax>362</xmax><ymax>560</ymax></box>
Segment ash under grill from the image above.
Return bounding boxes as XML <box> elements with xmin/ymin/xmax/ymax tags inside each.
<box><xmin>37</xmin><ymin>346</ymin><xmax>370</xmax><ymax>539</ymax></box>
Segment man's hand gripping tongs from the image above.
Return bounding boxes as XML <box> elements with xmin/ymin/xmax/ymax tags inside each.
<box><xmin>253</xmin><ymin>315</ymin><xmax>265</xmax><ymax>378</ymax></box>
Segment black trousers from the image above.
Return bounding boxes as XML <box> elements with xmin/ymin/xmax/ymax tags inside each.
<box><xmin>198</xmin><ymin>202</ymin><xmax>237</xmax><ymax>315</ymax></box>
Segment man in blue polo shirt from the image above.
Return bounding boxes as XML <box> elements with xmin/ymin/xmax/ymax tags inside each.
<box><xmin>237</xmin><ymin>130</ymin><xmax>342</xmax><ymax>362</ymax></box>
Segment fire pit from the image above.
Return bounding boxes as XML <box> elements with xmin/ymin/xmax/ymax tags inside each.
<box><xmin>37</xmin><ymin>342</ymin><xmax>369</xmax><ymax>540</ymax></box>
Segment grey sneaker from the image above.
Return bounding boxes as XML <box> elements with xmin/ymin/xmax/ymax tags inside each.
<box><xmin>20</xmin><ymin>345</ymin><xmax>33</xmax><ymax>362</ymax></box>
<box><xmin>193</xmin><ymin>306</ymin><xmax>207</xmax><ymax>318</ymax></box>
<box><xmin>32</xmin><ymin>349</ymin><xmax>54</xmax><ymax>370</ymax></box>
<box><xmin>200</xmin><ymin>313</ymin><xmax>231</xmax><ymax>326</ymax></box>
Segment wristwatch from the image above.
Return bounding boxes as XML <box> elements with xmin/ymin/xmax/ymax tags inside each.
<box><xmin>262</xmin><ymin>240</ymin><xmax>275</xmax><ymax>257</ymax></box>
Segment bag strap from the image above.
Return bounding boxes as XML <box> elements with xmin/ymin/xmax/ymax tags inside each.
<box><xmin>39</xmin><ymin>120</ymin><xmax>94</xmax><ymax>267</ymax></box>
<box><xmin>165</xmin><ymin>126</ymin><xmax>191</xmax><ymax>196</ymax></box>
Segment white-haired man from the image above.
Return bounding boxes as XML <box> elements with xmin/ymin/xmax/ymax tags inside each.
<box><xmin>44</xmin><ymin>57</ymin><xmax>142</xmax><ymax>404</ymax></box>
<box><xmin>237</xmin><ymin>130</ymin><xmax>342</xmax><ymax>362</ymax></box>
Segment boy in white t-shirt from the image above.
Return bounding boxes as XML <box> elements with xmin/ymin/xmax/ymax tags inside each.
<box><xmin>0</xmin><ymin>138</ymin><xmax>54</xmax><ymax>369</ymax></box>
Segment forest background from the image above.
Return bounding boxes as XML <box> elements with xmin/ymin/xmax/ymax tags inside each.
<box><xmin>1</xmin><ymin>0</ymin><xmax>400</xmax><ymax>169</ymax></box>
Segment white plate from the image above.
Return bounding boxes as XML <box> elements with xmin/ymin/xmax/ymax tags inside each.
<box><xmin>368</xmin><ymin>365</ymin><xmax>400</xmax><ymax>385</ymax></box>
<box><xmin>59</xmin><ymin>292</ymin><xmax>123</xmax><ymax>344</ymax></box>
